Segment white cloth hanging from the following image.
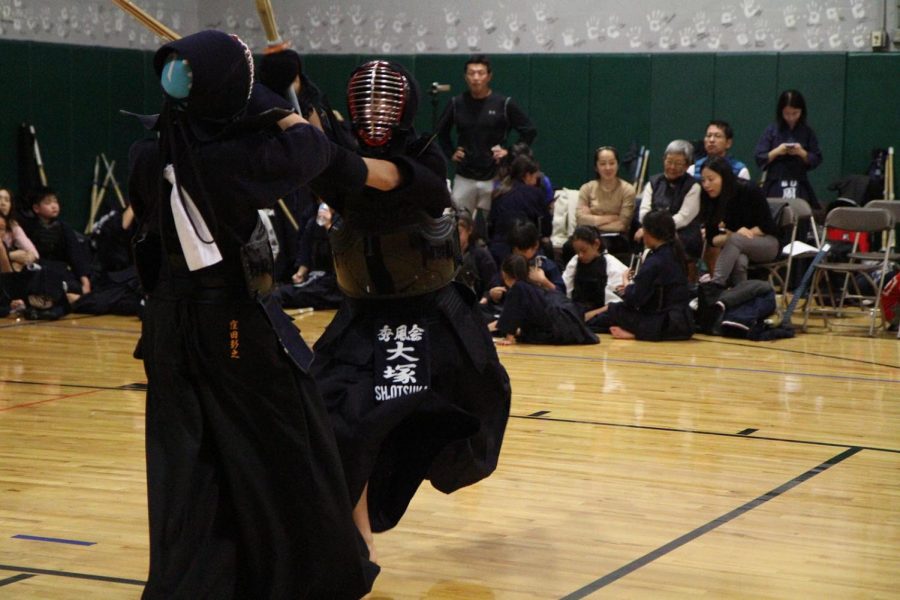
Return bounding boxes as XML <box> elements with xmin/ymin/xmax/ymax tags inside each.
<box><xmin>163</xmin><ymin>164</ymin><xmax>223</xmax><ymax>271</ymax></box>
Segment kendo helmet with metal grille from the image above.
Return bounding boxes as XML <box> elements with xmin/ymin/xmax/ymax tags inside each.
<box><xmin>347</xmin><ymin>60</ymin><xmax>415</xmax><ymax>149</ymax></box>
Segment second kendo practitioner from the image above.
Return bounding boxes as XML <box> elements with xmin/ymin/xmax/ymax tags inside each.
<box><xmin>126</xmin><ymin>30</ymin><xmax>399</xmax><ymax>599</ymax></box>
<box><xmin>310</xmin><ymin>60</ymin><xmax>511</xmax><ymax>562</ymax></box>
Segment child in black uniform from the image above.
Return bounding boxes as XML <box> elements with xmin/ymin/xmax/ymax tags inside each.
<box><xmin>591</xmin><ymin>210</ymin><xmax>694</xmax><ymax>340</ymax></box>
<box><xmin>568</xmin><ymin>225</ymin><xmax>609</xmax><ymax>327</ymax></box>
<box><xmin>491</xmin><ymin>253</ymin><xmax>598</xmax><ymax>345</ymax></box>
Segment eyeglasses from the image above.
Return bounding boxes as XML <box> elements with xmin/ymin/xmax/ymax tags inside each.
<box><xmin>664</xmin><ymin>159</ymin><xmax>687</xmax><ymax>168</ymax></box>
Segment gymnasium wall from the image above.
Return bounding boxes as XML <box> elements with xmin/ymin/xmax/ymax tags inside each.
<box><xmin>0</xmin><ymin>39</ymin><xmax>897</xmax><ymax>229</ymax></box>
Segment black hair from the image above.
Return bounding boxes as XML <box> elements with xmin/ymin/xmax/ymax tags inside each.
<box><xmin>776</xmin><ymin>89</ymin><xmax>807</xmax><ymax>128</ymax></box>
<box><xmin>501</xmin><ymin>253</ymin><xmax>529</xmax><ymax>282</ymax></box>
<box><xmin>707</xmin><ymin>120</ymin><xmax>734</xmax><ymax>140</ymax></box>
<box><xmin>28</xmin><ymin>186</ymin><xmax>57</xmax><ymax>206</ymax></box>
<box><xmin>700</xmin><ymin>155</ymin><xmax>737</xmax><ymax>201</ymax></box>
<box><xmin>493</xmin><ymin>154</ymin><xmax>539</xmax><ymax>199</ymax></box>
<box><xmin>507</xmin><ymin>220</ymin><xmax>539</xmax><ymax>251</ymax></box>
<box><xmin>642</xmin><ymin>210</ymin><xmax>689</xmax><ymax>275</ymax></box>
<box><xmin>594</xmin><ymin>145</ymin><xmax>619</xmax><ymax>163</ymax></box>
<box><xmin>572</xmin><ymin>225</ymin><xmax>604</xmax><ymax>249</ymax></box>
<box><xmin>465</xmin><ymin>54</ymin><xmax>492</xmax><ymax>74</ymax></box>
<box><xmin>0</xmin><ymin>187</ymin><xmax>19</xmax><ymax>229</ymax></box>
<box><xmin>457</xmin><ymin>211</ymin><xmax>484</xmax><ymax>244</ymax></box>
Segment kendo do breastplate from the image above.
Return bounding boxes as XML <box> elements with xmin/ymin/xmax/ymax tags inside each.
<box><xmin>330</xmin><ymin>210</ymin><xmax>459</xmax><ymax>299</ymax></box>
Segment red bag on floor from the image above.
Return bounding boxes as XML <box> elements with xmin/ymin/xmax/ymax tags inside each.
<box><xmin>882</xmin><ymin>272</ymin><xmax>900</xmax><ymax>326</ymax></box>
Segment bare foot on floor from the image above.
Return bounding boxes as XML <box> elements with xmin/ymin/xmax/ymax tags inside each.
<box><xmin>610</xmin><ymin>326</ymin><xmax>636</xmax><ymax>339</ymax></box>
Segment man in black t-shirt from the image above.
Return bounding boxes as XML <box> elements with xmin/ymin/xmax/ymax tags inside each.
<box><xmin>437</xmin><ymin>54</ymin><xmax>536</xmax><ymax>225</ymax></box>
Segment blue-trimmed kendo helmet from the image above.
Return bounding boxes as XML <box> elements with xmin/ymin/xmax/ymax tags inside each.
<box><xmin>153</xmin><ymin>30</ymin><xmax>254</xmax><ymax>123</ymax></box>
<box><xmin>347</xmin><ymin>60</ymin><xmax>418</xmax><ymax>153</ymax></box>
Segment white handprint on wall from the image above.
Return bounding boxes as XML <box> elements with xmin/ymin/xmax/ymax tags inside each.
<box><xmin>607</xmin><ymin>15</ymin><xmax>623</xmax><ymax>39</ymax></box>
<box><xmin>497</xmin><ymin>32</ymin><xmax>516</xmax><ymax>50</ymax></box>
<box><xmin>850</xmin><ymin>24</ymin><xmax>868</xmax><ymax>48</ymax></box>
<box><xmin>466</xmin><ymin>25</ymin><xmax>480</xmax><ymax>49</ymax></box>
<box><xmin>784</xmin><ymin>6</ymin><xmax>798</xmax><ymax>29</ymax></box>
<box><xmin>445</xmin><ymin>30</ymin><xmax>459</xmax><ymax>51</ymax></box>
<box><xmin>626</xmin><ymin>25</ymin><xmax>643</xmax><ymax>49</ymax></box>
<box><xmin>327</xmin><ymin>24</ymin><xmax>341</xmax><ymax>47</ymax></box>
<box><xmin>721</xmin><ymin>7</ymin><xmax>736</xmax><ymax>27</ymax></box>
<box><xmin>507</xmin><ymin>14</ymin><xmax>524</xmax><ymax>33</ymax></box>
<box><xmin>348</xmin><ymin>5</ymin><xmax>364</xmax><ymax>27</ymax></box>
<box><xmin>325</xmin><ymin>5</ymin><xmax>342</xmax><ymax>27</ymax></box>
<box><xmin>381</xmin><ymin>36</ymin><xmax>399</xmax><ymax>53</ymax></box>
<box><xmin>307</xmin><ymin>7</ymin><xmax>322</xmax><ymax>28</ymax></box>
<box><xmin>804</xmin><ymin>27</ymin><xmax>822</xmax><ymax>48</ymax></box>
<box><xmin>679</xmin><ymin>27</ymin><xmax>695</xmax><ymax>48</ymax></box>
<box><xmin>646</xmin><ymin>9</ymin><xmax>668</xmax><ymax>32</ymax></box>
<box><xmin>659</xmin><ymin>26</ymin><xmax>676</xmax><ymax>49</ymax></box>
<box><xmin>533</xmin><ymin>3</ymin><xmax>556</xmax><ymax>23</ymax></box>
<box><xmin>807</xmin><ymin>1</ymin><xmax>822</xmax><ymax>26</ymax></box>
<box><xmin>735</xmin><ymin>23</ymin><xmax>751</xmax><ymax>47</ymax></box>
<box><xmin>444</xmin><ymin>8</ymin><xmax>460</xmax><ymax>26</ymax></box>
<box><xmin>392</xmin><ymin>13</ymin><xmax>409</xmax><ymax>34</ymax></box>
<box><xmin>826</xmin><ymin>25</ymin><xmax>843</xmax><ymax>47</ymax></box>
<box><xmin>706</xmin><ymin>26</ymin><xmax>724</xmax><ymax>49</ymax></box>
<box><xmin>562</xmin><ymin>28</ymin><xmax>582</xmax><ymax>47</ymax></box>
<box><xmin>754</xmin><ymin>19</ymin><xmax>770</xmax><ymax>45</ymax></box>
<box><xmin>740</xmin><ymin>0</ymin><xmax>762</xmax><ymax>18</ymax></box>
<box><xmin>352</xmin><ymin>27</ymin><xmax>366</xmax><ymax>48</ymax></box>
<box><xmin>850</xmin><ymin>0</ymin><xmax>866</xmax><ymax>21</ymax></box>
<box><xmin>585</xmin><ymin>16</ymin><xmax>602</xmax><ymax>41</ymax></box>
<box><xmin>372</xmin><ymin>11</ymin><xmax>386</xmax><ymax>32</ymax></box>
<box><xmin>482</xmin><ymin>11</ymin><xmax>496</xmax><ymax>33</ymax></box>
<box><xmin>826</xmin><ymin>4</ymin><xmax>842</xmax><ymax>22</ymax></box>
<box><xmin>532</xmin><ymin>23</ymin><xmax>553</xmax><ymax>48</ymax></box>
<box><xmin>693</xmin><ymin>11</ymin><xmax>710</xmax><ymax>36</ymax></box>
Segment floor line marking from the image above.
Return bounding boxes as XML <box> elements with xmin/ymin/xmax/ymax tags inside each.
<box><xmin>513</xmin><ymin>413</ymin><xmax>899</xmax><ymax>454</ymax></box>
<box><xmin>0</xmin><ymin>573</ymin><xmax>36</xmax><ymax>587</ymax></box>
<box><xmin>0</xmin><ymin>389</ymin><xmax>99</xmax><ymax>413</ymax></box>
<box><xmin>0</xmin><ymin>564</ymin><xmax>144</xmax><ymax>586</ymax></box>
<box><xmin>499</xmin><ymin>350</ymin><xmax>900</xmax><ymax>384</ymax></box>
<box><xmin>13</xmin><ymin>535</ymin><xmax>96</xmax><ymax>546</ymax></box>
<box><xmin>560</xmin><ymin>447</ymin><xmax>863</xmax><ymax>599</ymax></box>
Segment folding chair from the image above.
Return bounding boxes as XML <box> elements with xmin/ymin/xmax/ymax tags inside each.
<box><xmin>750</xmin><ymin>199</ymin><xmax>796</xmax><ymax>306</ymax></box>
<box><xmin>752</xmin><ymin>198</ymin><xmax>817</xmax><ymax>308</ymax></box>
<box><xmin>848</xmin><ymin>200</ymin><xmax>900</xmax><ymax>263</ymax></box>
<box><xmin>802</xmin><ymin>206</ymin><xmax>895</xmax><ymax>336</ymax></box>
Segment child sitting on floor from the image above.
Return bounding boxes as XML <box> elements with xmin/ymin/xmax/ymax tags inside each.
<box><xmin>590</xmin><ymin>210</ymin><xmax>694</xmax><ymax>340</ymax></box>
<box><xmin>489</xmin><ymin>253</ymin><xmax>597</xmax><ymax>346</ymax></box>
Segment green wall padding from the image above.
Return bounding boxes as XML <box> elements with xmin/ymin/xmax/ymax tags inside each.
<box><xmin>712</xmin><ymin>54</ymin><xmax>780</xmax><ymax>182</ymax></box>
<box><xmin>1</xmin><ymin>39</ymin><xmax>897</xmax><ymax>231</ymax></box>
<box><xmin>843</xmin><ymin>53</ymin><xmax>900</xmax><ymax>183</ymax></box>
<box><xmin>529</xmin><ymin>55</ymin><xmax>591</xmax><ymax>190</ymax></box>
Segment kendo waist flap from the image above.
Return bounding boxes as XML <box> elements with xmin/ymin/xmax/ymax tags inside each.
<box><xmin>330</xmin><ymin>213</ymin><xmax>459</xmax><ymax>299</ymax></box>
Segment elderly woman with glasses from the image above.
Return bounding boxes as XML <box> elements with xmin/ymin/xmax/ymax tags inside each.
<box><xmin>635</xmin><ymin>140</ymin><xmax>703</xmax><ymax>273</ymax></box>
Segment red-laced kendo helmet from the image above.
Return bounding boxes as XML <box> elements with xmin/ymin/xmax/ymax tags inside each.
<box><xmin>347</xmin><ymin>60</ymin><xmax>413</xmax><ymax>149</ymax></box>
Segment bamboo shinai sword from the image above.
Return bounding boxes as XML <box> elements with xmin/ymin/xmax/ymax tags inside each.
<box><xmin>109</xmin><ymin>0</ymin><xmax>301</xmax><ymax>231</ymax></box>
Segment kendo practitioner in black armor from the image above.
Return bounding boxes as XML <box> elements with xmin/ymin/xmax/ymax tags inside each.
<box><xmin>126</xmin><ymin>30</ymin><xmax>401</xmax><ymax>599</ymax></box>
<box><xmin>309</xmin><ymin>60</ymin><xmax>511</xmax><ymax>562</ymax></box>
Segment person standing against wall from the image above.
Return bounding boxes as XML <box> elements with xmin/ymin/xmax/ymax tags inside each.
<box><xmin>754</xmin><ymin>89</ymin><xmax>823</xmax><ymax>208</ymax></box>
<box><xmin>437</xmin><ymin>54</ymin><xmax>537</xmax><ymax>232</ymax></box>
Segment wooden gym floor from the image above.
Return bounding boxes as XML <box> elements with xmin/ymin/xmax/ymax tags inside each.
<box><xmin>0</xmin><ymin>310</ymin><xmax>898</xmax><ymax>599</ymax></box>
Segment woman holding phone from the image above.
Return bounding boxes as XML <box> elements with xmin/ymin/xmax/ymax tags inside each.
<box><xmin>754</xmin><ymin>89</ymin><xmax>823</xmax><ymax>208</ymax></box>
